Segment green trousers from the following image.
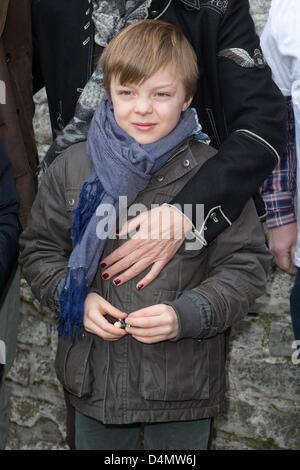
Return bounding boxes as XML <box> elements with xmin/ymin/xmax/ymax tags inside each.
<box><xmin>75</xmin><ymin>410</ymin><xmax>211</xmax><ymax>450</ymax></box>
<box><xmin>0</xmin><ymin>268</ymin><xmax>21</xmax><ymax>449</ymax></box>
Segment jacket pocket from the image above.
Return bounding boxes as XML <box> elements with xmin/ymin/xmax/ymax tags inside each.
<box><xmin>55</xmin><ymin>332</ymin><xmax>94</xmax><ymax>398</ymax></box>
<box><xmin>140</xmin><ymin>290</ymin><xmax>209</xmax><ymax>401</ymax></box>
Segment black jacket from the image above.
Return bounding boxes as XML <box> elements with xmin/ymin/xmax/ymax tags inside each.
<box><xmin>32</xmin><ymin>0</ymin><xmax>286</xmax><ymax>242</ymax></box>
<box><xmin>0</xmin><ymin>143</ymin><xmax>19</xmax><ymax>300</ymax></box>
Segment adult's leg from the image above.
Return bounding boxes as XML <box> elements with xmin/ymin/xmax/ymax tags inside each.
<box><xmin>144</xmin><ymin>418</ymin><xmax>211</xmax><ymax>450</ymax></box>
<box><xmin>75</xmin><ymin>410</ymin><xmax>142</xmax><ymax>450</ymax></box>
<box><xmin>0</xmin><ymin>267</ymin><xmax>21</xmax><ymax>449</ymax></box>
<box><xmin>64</xmin><ymin>390</ymin><xmax>76</xmax><ymax>449</ymax></box>
<box><xmin>290</xmin><ymin>268</ymin><xmax>300</xmax><ymax>341</ymax></box>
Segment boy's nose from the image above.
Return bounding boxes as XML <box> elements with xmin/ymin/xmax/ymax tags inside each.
<box><xmin>134</xmin><ymin>97</ymin><xmax>153</xmax><ymax>114</ymax></box>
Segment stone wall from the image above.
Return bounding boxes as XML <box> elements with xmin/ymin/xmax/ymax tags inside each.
<box><xmin>6</xmin><ymin>0</ymin><xmax>300</xmax><ymax>450</ymax></box>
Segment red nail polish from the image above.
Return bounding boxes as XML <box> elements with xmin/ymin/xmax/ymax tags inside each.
<box><xmin>137</xmin><ymin>284</ymin><xmax>144</xmax><ymax>290</ymax></box>
<box><xmin>102</xmin><ymin>273</ymin><xmax>109</xmax><ymax>280</ymax></box>
<box><xmin>100</xmin><ymin>262</ymin><xmax>107</xmax><ymax>269</ymax></box>
<box><xmin>114</xmin><ymin>279</ymin><xmax>121</xmax><ymax>286</ymax></box>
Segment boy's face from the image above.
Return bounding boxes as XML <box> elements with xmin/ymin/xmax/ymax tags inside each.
<box><xmin>110</xmin><ymin>64</ymin><xmax>192</xmax><ymax>145</ymax></box>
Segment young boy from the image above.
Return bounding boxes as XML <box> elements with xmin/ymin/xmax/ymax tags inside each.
<box><xmin>19</xmin><ymin>20</ymin><xmax>271</xmax><ymax>450</ymax></box>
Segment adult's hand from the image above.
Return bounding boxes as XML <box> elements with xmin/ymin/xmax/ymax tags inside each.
<box><xmin>268</xmin><ymin>223</ymin><xmax>297</xmax><ymax>274</ymax></box>
<box><xmin>83</xmin><ymin>292</ymin><xmax>128</xmax><ymax>340</ymax></box>
<box><xmin>100</xmin><ymin>205</ymin><xmax>192</xmax><ymax>289</ymax></box>
<box><xmin>126</xmin><ymin>304</ymin><xmax>179</xmax><ymax>343</ymax></box>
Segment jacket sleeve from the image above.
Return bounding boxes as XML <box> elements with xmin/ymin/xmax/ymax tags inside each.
<box><xmin>166</xmin><ymin>200</ymin><xmax>271</xmax><ymax>340</ymax></box>
<box><xmin>0</xmin><ymin>144</ymin><xmax>20</xmax><ymax>298</ymax></box>
<box><xmin>262</xmin><ymin>97</ymin><xmax>297</xmax><ymax>229</ymax></box>
<box><xmin>260</xmin><ymin>10</ymin><xmax>297</xmax><ymax>229</ymax></box>
<box><xmin>172</xmin><ymin>0</ymin><xmax>287</xmax><ymax>242</ymax></box>
<box><xmin>19</xmin><ymin>156</ymin><xmax>72</xmax><ymax>311</ymax></box>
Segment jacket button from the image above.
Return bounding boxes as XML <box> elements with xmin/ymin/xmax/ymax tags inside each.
<box><xmin>69</xmin><ymin>198</ymin><xmax>75</xmax><ymax>206</ymax></box>
<box><xmin>183</xmin><ymin>159</ymin><xmax>190</xmax><ymax>168</ymax></box>
<box><xmin>5</xmin><ymin>53</ymin><xmax>11</xmax><ymax>63</ymax></box>
<box><xmin>156</xmin><ymin>175</ymin><xmax>164</xmax><ymax>182</ymax></box>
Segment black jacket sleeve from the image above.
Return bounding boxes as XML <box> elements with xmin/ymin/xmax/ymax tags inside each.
<box><xmin>0</xmin><ymin>144</ymin><xmax>20</xmax><ymax>298</ymax></box>
<box><xmin>172</xmin><ymin>0</ymin><xmax>287</xmax><ymax>243</ymax></box>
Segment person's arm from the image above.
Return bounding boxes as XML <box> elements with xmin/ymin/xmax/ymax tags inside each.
<box><xmin>164</xmin><ymin>200</ymin><xmax>271</xmax><ymax>341</ymax></box>
<box><xmin>0</xmin><ymin>144</ymin><xmax>19</xmax><ymax>298</ymax></box>
<box><xmin>262</xmin><ymin>97</ymin><xmax>297</xmax><ymax>229</ymax></box>
<box><xmin>100</xmin><ymin>0</ymin><xmax>286</xmax><ymax>288</ymax></box>
<box><xmin>19</xmin><ymin>157</ymin><xmax>72</xmax><ymax>311</ymax></box>
<box><xmin>172</xmin><ymin>0</ymin><xmax>286</xmax><ymax>238</ymax></box>
<box><xmin>260</xmin><ymin>5</ymin><xmax>297</xmax><ymax>273</ymax></box>
<box><xmin>262</xmin><ymin>97</ymin><xmax>297</xmax><ymax>273</ymax></box>
<box><xmin>125</xmin><ymin>199</ymin><xmax>270</xmax><ymax>343</ymax></box>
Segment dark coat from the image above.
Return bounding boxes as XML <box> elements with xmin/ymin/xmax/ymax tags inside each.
<box><xmin>19</xmin><ymin>140</ymin><xmax>270</xmax><ymax>423</ymax></box>
<box><xmin>31</xmin><ymin>0</ymin><xmax>287</xmax><ymax>243</ymax></box>
<box><xmin>0</xmin><ymin>143</ymin><xmax>19</xmax><ymax>300</ymax></box>
<box><xmin>0</xmin><ymin>0</ymin><xmax>37</xmax><ymax>229</ymax></box>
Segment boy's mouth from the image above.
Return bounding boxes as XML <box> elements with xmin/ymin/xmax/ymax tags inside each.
<box><xmin>132</xmin><ymin>122</ymin><xmax>157</xmax><ymax>131</ymax></box>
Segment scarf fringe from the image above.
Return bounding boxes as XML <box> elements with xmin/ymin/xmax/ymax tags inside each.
<box><xmin>72</xmin><ymin>178</ymin><xmax>102</xmax><ymax>245</ymax></box>
<box><xmin>58</xmin><ymin>267</ymin><xmax>89</xmax><ymax>338</ymax></box>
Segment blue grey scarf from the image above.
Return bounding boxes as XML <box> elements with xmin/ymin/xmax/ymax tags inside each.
<box><xmin>58</xmin><ymin>99</ymin><xmax>207</xmax><ymax>337</ymax></box>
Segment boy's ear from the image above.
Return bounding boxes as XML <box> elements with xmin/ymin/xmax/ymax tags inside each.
<box><xmin>182</xmin><ymin>97</ymin><xmax>193</xmax><ymax>111</ymax></box>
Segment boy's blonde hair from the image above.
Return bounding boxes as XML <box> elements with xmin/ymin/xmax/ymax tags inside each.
<box><xmin>101</xmin><ymin>20</ymin><xmax>199</xmax><ymax>100</ymax></box>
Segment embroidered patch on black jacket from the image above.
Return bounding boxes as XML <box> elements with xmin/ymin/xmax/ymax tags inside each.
<box><xmin>201</xmin><ymin>0</ymin><xmax>229</xmax><ymax>14</ymax></box>
<box><xmin>218</xmin><ymin>48</ymin><xmax>266</xmax><ymax>69</ymax></box>
<box><xmin>180</xmin><ymin>0</ymin><xmax>228</xmax><ymax>15</ymax></box>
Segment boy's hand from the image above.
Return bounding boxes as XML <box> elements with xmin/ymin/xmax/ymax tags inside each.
<box><xmin>83</xmin><ymin>292</ymin><xmax>128</xmax><ymax>341</ymax></box>
<box><xmin>125</xmin><ymin>304</ymin><xmax>179</xmax><ymax>343</ymax></box>
<box><xmin>100</xmin><ymin>205</ymin><xmax>191</xmax><ymax>289</ymax></box>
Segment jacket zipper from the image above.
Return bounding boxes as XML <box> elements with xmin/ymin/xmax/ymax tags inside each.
<box><xmin>206</xmin><ymin>108</ymin><xmax>221</xmax><ymax>147</ymax></box>
<box><xmin>57</xmin><ymin>100</ymin><xmax>64</xmax><ymax>130</ymax></box>
<box><xmin>151</xmin><ymin>0</ymin><xmax>172</xmax><ymax>19</ymax></box>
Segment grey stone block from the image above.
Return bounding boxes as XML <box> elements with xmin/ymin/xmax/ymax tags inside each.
<box><xmin>269</xmin><ymin>322</ymin><xmax>295</xmax><ymax>357</ymax></box>
<box><xmin>17</xmin><ymin>312</ymin><xmax>49</xmax><ymax>347</ymax></box>
<box><xmin>227</xmin><ymin>353</ymin><xmax>300</xmax><ymax>402</ymax></box>
<box><xmin>214</xmin><ymin>393</ymin><xmax>300</xmax><ymax>449</ymax></box>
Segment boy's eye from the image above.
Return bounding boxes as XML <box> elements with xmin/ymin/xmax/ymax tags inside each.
<box><xmin>155</xmin><ymin>92</ymin><xmax>171</xmax><ymax>97</ymax></box>
<box><xmin>118</xmin><ymin>90</ymin><xmax>132</xmax><ymax>96</ymax></box>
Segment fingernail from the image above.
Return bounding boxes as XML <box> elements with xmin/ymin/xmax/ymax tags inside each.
<box><xmin>102</xmin><ymin>273</ymin><xmax>109</xmax><ymax>280</ymax></box>
<box><xmin>100</xmin><ymin>262</ymin><xmax>107</xmax><ymax>269</ymax></box>
<box><xmin>113</xmin><ymin>279</ymin><xmax>121</xmax><ymax>286</ymax></box>
<box><xmin>137</xmin><ymin>284</ymin><xmax>144</xmax><ymax>290</ymax></box>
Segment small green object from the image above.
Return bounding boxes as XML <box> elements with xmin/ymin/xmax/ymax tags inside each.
<box><xmin>114</xmin><ymin>319</ymin><xmax>130</xmax><ymax>329</ymax></box>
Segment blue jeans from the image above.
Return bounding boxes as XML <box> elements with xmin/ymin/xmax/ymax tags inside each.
<box><xmin>290</xmin><ymin>268</ymin><xmax>300</xmax><ymax>341</ymax></box>
<box><xmin>75</xmin><ymin>410</ymin><xmax>211</xmax><ymax>450</ymax></box>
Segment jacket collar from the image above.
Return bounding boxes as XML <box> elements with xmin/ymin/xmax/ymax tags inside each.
<box><xmin>0</xmin><ymin>0</ymin><xmax>9</xmax><ymax>38</ymax></box>
<box><xmin>149</xmin><ymin>0</ymin><xmax>201</xmax><ymax>16</ymax></box>
<box><xmin>146</xmin><ymin>140</ymin><xmax>212</xmax><ymax>190</ymax></box>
